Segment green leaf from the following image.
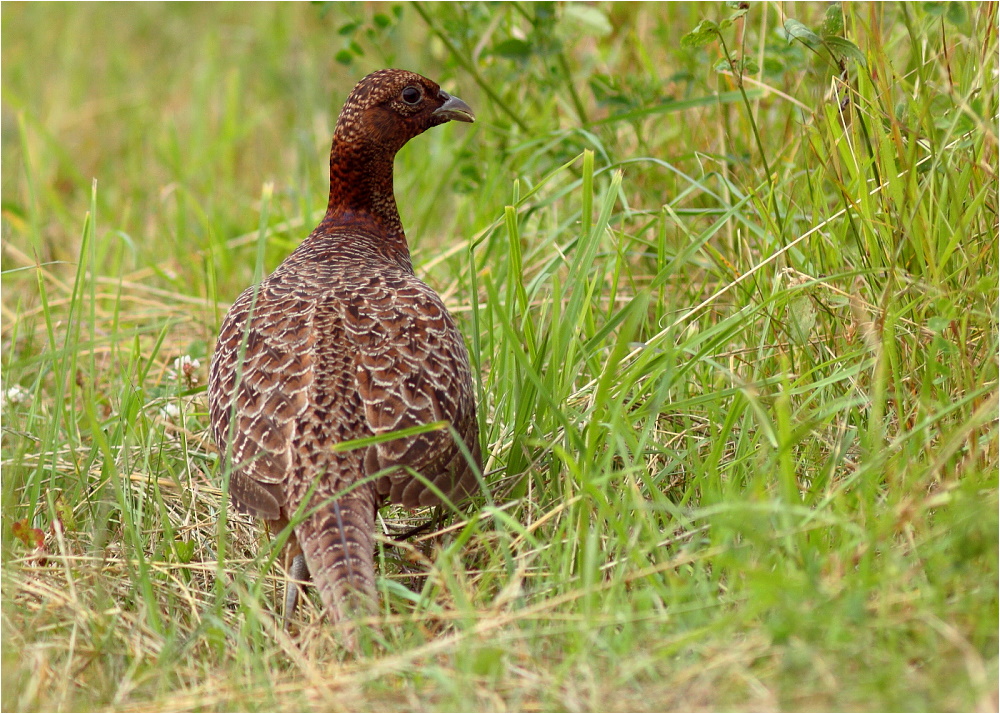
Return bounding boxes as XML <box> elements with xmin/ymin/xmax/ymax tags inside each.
<box><xmin>945</xmin><ymin>3</ymin><xmax>967</xmax><ymax>25</ymax></box>
<box><xmin>534</xmin><ymin>0</ymin><xmax>557</xmax><ymax>23</ymax></box>
<box><xmin>471</xmin><ymin>646</ymin><xmax>507</xmax><ymax>677</ymax></box>
<box><xmin>713</xmin><ymin>57</ymin><xmax>759</xmax><ymax>75</ymax></box>
<box><xmin>714</xmin><ymin>57</ymin><xmax>734</xmax><ymax>73</ymax></box>
<box><xmin>927</xmin><ymin>316</ymin><xmax>952</xmax><ymax>333</ymax></box>
<box><xmin>337</xmin><ymin>21</ymin><xmax>360</xmax><ymax>36</ymax></box>
<box><xmin>681</xmin><ymin>20</ymin><xmax>720</xmax><ymax>48</ymax></box>
<box><xmin>563</xmin><ymin>3</ymin><xmax>612</xmax><ymax>37</ymax></box>
<box><xmin>788</xmin><ymin>294</ymin><xmax>817</xmax><ymax>345</ymax></box>
<box><xmin>783</xmin><ymin>18</ymin><xmax>821</xmax><ymax>45</ymax></box>
<box><xmin>373</xmin><ymin>13</ymin><xmax>391</xmax><ymax>29</ymax></box>
<box><xmin>334</xmin><ymin>49</ymin><xmax>353</xmax><ymax>65</ymax></box>
<box><xmin>824</xmin><ymin>36</ymin><xmax>867</xmax><ymax>66</ymax></box>
<box><xmin>820</xmin><ymin>4</ymin><xmax>844</xmax><ymax>35</ymax></box>
<box><xmin>762</xmin><ymin>55</ymin><xmax>785</xmax><ymax>76</ymax></box>
<box><xmin>174</xmin><ymin>540</ymin><xmax>195</xmax><ymax>564</ymax></box>
<box><xmin>493</xmin><ymin>38</ymin><xmax>533</xmax><ymax>60</ymax></box>
<box><xmin>54</xmin><ymin>495</ymin><xmax>77</xmax><ymax>531</ymax></box>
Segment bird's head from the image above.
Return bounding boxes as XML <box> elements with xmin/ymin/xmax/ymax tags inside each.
<box><xmin>333</xmin><ymin>69</ymin><xmax>475</xmax><ymax>153</ymax></box>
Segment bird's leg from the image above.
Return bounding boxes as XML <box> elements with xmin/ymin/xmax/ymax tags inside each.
<box><xmin>283</xmin><ymin>552</ymin><xmax>309</xmax><ymax>630</ymax></box>
<box><xmin>271</xmin><ymin>518</ymin><xmax>308</xmax><ymax>630</ymax></box>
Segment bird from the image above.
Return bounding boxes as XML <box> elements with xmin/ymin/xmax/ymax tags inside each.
<box><xmin>207</xmin><ymin>69</ymin><xmax>481</xmax><ymax>642</ymax></box>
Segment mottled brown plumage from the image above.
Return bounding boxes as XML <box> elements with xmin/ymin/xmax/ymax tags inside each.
<box><xmin>208</xmin><ymin>69</ymin><xmax>481</xmax><ymax>638</ymax></box>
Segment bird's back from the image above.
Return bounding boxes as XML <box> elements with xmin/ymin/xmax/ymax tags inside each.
<box><xmin>209</xmin><ymin>223</ymin><xmax>480</xmax><ymax>632</ymax></box>
<box><xmin>212</xmin><ymin>227</ymin><xmax>479</xmax><ymax>493</ymax></box>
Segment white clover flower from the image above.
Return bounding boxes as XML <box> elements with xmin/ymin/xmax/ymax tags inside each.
<box><xmin>1</xmin><ymin>384</ymin><xmax>32</xmax><ymax>411</ymax></box>
<box><xmin>167</xmin><ymin>355</ymin><xmax>202</xmax><ymax>387</ymax></box>
<box><xmin>158</xmin><ymin>402</ymin><xmax>181</xmax><ymax>419</ymax></box>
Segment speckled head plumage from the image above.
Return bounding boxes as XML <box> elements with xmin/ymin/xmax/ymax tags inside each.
<box><xmin>333</xmin><ymin>69</ymin><xmax>474</xmax><ymax>150</ymax></box>
<box><xmin>323</xmin><ymin>69</ymin><xmax>475</xmax><ymax>239</ymax></box>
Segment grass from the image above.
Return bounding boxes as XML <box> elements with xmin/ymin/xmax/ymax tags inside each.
<box><xmin>2</xmin><ymin>2</ymin><xmax>997</xmax><ymax>711</ymax></box>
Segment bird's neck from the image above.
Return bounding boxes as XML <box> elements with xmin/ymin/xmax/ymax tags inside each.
<box><xmin>320</xmin><ymin>138</ymin><xmax>409</xmax><ymax>255</ymax></box>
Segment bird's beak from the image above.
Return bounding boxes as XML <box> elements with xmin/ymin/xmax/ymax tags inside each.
<box><xmin>433</xmin><ymin>92</ymin><xmax>475</xmax><ymax>123</ymax></box>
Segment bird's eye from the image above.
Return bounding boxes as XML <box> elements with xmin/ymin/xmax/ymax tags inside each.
<box><xmin>400</xmin><ymin>86</ymin><xmax>422</xmax><ymax>105</ymax></box>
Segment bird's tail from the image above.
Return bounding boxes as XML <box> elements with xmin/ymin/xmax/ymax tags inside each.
<box><xmin>294</xmin><ymin>487</ymin><xmax>378</xmax><ymax>643</ymax></box>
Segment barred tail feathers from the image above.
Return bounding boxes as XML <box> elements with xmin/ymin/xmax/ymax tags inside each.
<box><xmin>294</xmin><ymin>490</ymin><xmax>378</xmax><ymax>627</ymax></box>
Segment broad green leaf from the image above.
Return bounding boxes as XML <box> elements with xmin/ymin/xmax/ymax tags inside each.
<box><xmin>493</xmin><ymin>38</ymin><xmax>533</xmax><ymax>60</ymax></box>
<box><xmin>820</xmin><ymin>4</ymin><xmax>844</xmax><ymax>35</ymax></box>
<box><xmin>784</xmin><ymin>18</ymin><xmax>822</xmax><ymax>45</ymax></box>
<box><xmin>563</xmin><ymin>4</ymin><xmax>612</xmax><ymax>37</ymax></box>
<box><xmin>714</xmin><ymin>58</ymin><xmax>734</xmax><ymax>73</ymax></box>
<box><xmin>824</xmin><ymin>36</ymin><xmax>867</xmax><ymax>67</ymax></box>
<box><xmin>682</xmin><ymin>20</ymin><xmax>720</xmax><ymax>48</ymax></box>
<box><xmin>945</xmin><ymin>3</ymin><xmax>967</xmax><ymax>25</ymax></box>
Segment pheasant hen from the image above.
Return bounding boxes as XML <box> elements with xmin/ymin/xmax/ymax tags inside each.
<box><xmin>208</xmin><ymin>69</ymin><xmax>481</xmax><ymax>634</ymax></box>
